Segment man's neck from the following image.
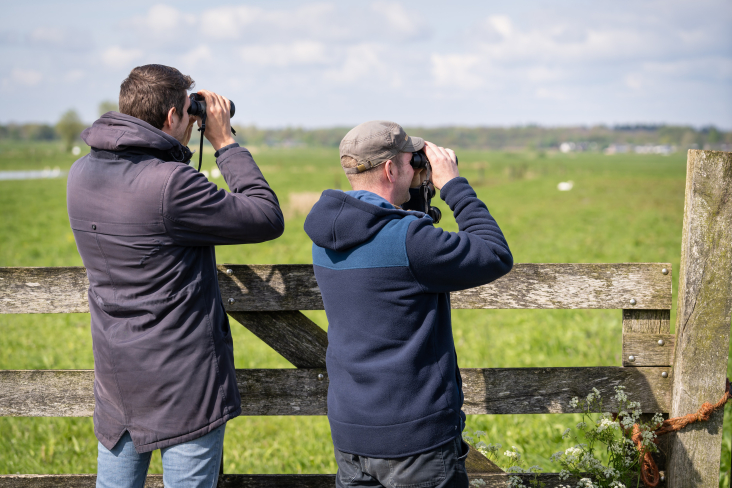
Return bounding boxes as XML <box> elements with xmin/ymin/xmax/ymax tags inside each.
<box><xmin>350</xmin><ymin>185</ymin><xmax>400</xmax><ymax>207</ymax></box>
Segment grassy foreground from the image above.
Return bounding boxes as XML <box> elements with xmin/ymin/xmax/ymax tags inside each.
<box><xmin>0</xmin><ymin>141</ymin><xmax>730</xmax><ymax>484</ymax></box>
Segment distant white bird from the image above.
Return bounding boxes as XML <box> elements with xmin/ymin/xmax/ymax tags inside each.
<box><xmin>557</xmin><ymin>181</ymin><xmax>574</xmax><ymax>191</ymax></box>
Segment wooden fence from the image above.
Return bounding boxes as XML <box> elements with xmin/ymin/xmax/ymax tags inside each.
<box><xmin>1</xmin><ymin>149</ymin><xmax>730</xmax><ymax>487</ymax></box>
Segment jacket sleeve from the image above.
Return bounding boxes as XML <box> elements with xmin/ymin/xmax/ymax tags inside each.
<box><xmin>162</xmin><ymin>145</ymin><xmax>285</xmax><ymax>246</ymax></box>
<box><xmin>405</xmin><ymin>177</ymin><xmax>513</xmax><ymax>293</ymax></box>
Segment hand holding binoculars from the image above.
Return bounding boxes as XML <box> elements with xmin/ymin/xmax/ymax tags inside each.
<box><xmin>409</xmin><ymin>150</ymin><xmax>458</xmax><ymax>224</ymax></box>
<box><xmin>188</xmin><ymin>92</ymin><xmax>236</xmax><ymax>171</ymax></box>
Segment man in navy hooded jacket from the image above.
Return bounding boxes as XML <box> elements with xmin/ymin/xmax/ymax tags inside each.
<box><xmin>67</xmin><ymin>65</ymin><xmax>284</xmax><ymax>488</ymax></box>
<box><xmin>304</xmin><ymin>121</ymin><xmax>513</xmax><ymax>487</ymax></box>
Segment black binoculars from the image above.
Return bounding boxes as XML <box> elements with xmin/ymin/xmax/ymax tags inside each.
<box><xmin>188</xmin><ymin>93</ymin><xmax>235</xmax><ymax>118</ymax></box>
<box><xmin>409</xmin><ymin>150</ymin><xmax>458</xmax><ymax>224</ymax></box>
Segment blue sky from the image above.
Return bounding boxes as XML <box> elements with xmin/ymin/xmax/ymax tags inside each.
<box><xmin>2</xmin><ymin>0</ymin><xmax>731</xmax><ymax>128</ymax></box>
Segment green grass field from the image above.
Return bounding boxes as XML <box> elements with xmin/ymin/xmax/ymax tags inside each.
<box><xmin>1</xmin><ymin>141</ymin><xmax>730</xmax><ymax>484</ymax></box>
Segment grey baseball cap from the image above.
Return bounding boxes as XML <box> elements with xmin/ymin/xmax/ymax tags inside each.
<box><xmin>340</xmin><ymin>120</ymin><xmax>425</xmax><ymax>174</ymax></box>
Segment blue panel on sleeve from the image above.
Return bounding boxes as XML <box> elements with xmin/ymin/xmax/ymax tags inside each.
<box><xmin>313</xmin><ymin>216</ymin><xmax>417</xmax><ymax>270</ymax></box>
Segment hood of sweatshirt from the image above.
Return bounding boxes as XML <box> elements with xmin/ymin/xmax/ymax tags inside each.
<box><xmin>304</xmin><ymin>189</ymin><xmax>427</xmax><ymax>252</ymax></box>
<box><xmin>81</xmin><ymin>111</ymin><xmax>192</xmax><ymax>162</ymax></box>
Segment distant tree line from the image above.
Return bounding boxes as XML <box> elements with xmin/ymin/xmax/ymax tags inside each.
<box><xmin>228</xmin><ymin>124</ymin><xmax>732</xmax><ymax>151</ymax></box>
<box><xmin>0</xmin><ymin>102</ymin><xmax>119</xmax><ymax>151</ymax></box>
<box><xmin>1</xmin><ymin>102</ymin><xmax>730</xmax><ymax>152</ymax></box>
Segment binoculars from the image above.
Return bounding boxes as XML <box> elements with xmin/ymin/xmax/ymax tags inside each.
<box><xmin>409</xmin><ymin>150</ymin><xmax>458</xmax><ymax>224</ymax></box>
<box><xmin>188</xmin><ymin>93</ymin><xmax>235</xmax><ymax>119</ymax></box>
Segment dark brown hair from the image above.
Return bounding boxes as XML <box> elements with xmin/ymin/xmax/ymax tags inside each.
<box><xmin>119</xmin><ymin>65</ymin><xmax>195</xmax><ymax>130</ymax></box>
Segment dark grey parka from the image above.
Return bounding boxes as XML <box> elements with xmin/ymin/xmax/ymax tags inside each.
<box><xmin>67</xmin><ymin>112</ymin><xmax>284</xmax><ymax>452</ymax></box>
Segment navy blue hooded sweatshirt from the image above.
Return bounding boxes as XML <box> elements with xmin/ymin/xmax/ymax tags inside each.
<box><xmin>304</xmin><ymin>177</ymin><xmax>513</xmax><ymax>458</ymax></box>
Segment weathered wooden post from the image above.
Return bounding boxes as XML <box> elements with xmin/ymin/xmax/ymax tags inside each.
<box><xmin>668</xmin><ymin>150</ymin><xmax>732</xmax><ymax>487</ymax></box>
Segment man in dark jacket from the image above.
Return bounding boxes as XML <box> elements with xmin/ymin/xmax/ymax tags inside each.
<box><xmin>67</xmin><ymin>65</ymin><xmax>284</xmax><ymax>488</ymax></box>
<box><xmin>304</xmin><ymin>121</ymin><xmax>513</xmax><ymax>487</ymax></box>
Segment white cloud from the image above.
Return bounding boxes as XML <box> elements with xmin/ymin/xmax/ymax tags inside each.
<box><xmin>28</xmin><ymin>27</ymin><xmax>89</xmax><ymax>50</ymax></box>
<box><xmin>11</xmin><ymin>68</ymin><xmax>42</xmax><ymax>86</ymax></box>
<box><xmin>240</xmin><ymin>41</ymin><xmax>330</xmax><ymax>67</ymax></box>
<box><xmin>102</xmin><ymin>46</ymin><xmax>143</xmax><ymax>68</ymax></box>
<box><xmin>488</xmin><ymin>15</ymin><xmax>513</xmax><ymax>38</ymax></box>
<box><xmin>199</xmin><ymin>3</ymin><xmax>351</xmax><ymax>42</ymax></box>
<box><xmin>370</xmin><ymin>2</ymin><xmax>428</xmax><ymax>41</ymax></box>
<box><xmin>325</xmin><ymin>44</ymin><xmax>391</xmax><ymax>84</ymax></box>
<box><xmin>179</xmin><ymin>45</ymin><xmax>214</xmax><ymax>70</ymax></box>
<box><xmin>535</xmin><ymin>87</ymin><xmax>568</xmax><ymax>101</ymax></box>
<box><xmin>132</xmin><ymin>3</ymin><xmax>420</xmax><ymax>44</ymax></box>
<box><xmin>624</xmin><ymin>73</ymin><xmax>644</xmax><ymax>91</ymax></box>
<box><xmin>63</xmin><ymin>70</ymin><xmax>85</xmax><ymax>83</ymax></box>
<box><xmin>30</xmin><ymin>27</ymin><xmax>67</xmax><ymax>44</ymax></box>
<box><xmin>129</xmin><ymin>4</ymin><xmax>195</xmax><ymax>37</ymax></box>
<box><xmin>431</xmin><ymin>54</ymin><xmax>482</xmax><ymax>89</ymax></box>
<box><xmin>200</xmin><ymin>6</ymin><xmax>260</xmax><ymax>41</ymax></box>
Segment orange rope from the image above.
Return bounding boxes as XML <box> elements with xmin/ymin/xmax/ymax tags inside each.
<box><xmin>626</xmin><ymin>378</ymin><xmax>732</xmax><ymax>487</ymax></box>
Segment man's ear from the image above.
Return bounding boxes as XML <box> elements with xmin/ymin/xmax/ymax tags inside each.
<box><xmin>384</xmin><ymin>159</ymin><xmax>397</xmax><ymax>184</ymax></box>
<box><xmin>162</xmin><ymin>106</ymin><xmax>178</xmax><ymax>132</ymax></box>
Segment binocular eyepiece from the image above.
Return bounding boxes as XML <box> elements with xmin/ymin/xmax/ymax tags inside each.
<box><xmin>187</xmin><ymin>93</ymin><xmax>236</xmax><ymax>119</ymax></box>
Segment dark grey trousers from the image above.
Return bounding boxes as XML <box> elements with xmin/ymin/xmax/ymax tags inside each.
<box><xmin>334</xmin><ymin>436</ymin><xmax>469</xmax><ymax>488</ymax></box>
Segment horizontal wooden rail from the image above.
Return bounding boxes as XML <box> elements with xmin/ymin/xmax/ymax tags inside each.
<box><xmin>0</xmin><ymin>263</ymin><xmax>672</xmax><ymax>313</ymax></box>
<box><xmin>0</xmin><ymin>473</ymin><xmax>579</xmax><ymax>488</ymax></box>
<box><xmin>0</xmin><ymin>367</ymin><xmax>672</xmax><ymax>417</ymax></box>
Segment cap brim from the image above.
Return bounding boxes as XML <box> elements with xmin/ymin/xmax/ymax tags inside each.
<box><xmin>400</xmin><ymin>135</ymin><xmax>425</xmax><ymax>153</ymax></box>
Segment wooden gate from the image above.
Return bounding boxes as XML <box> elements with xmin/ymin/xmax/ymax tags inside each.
<box><xmin>1</xmin><ymin>150</ymin><xmax>730</xmax><ymax>487</ymax></box>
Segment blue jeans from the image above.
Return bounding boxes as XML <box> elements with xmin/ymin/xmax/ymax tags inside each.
<box><xmin>96</xmin><ymin>424</ymin><xmax>225</xmax><ymax>488</ymax></box>
<box><xmin>335</xmin><ymin>436</ymin><xmax>469</xmax><ymax>488</ymax></box>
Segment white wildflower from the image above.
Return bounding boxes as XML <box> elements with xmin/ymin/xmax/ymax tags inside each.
<box><xmin>652</xmin><ymin>413</ymin><xmax>664</xmax><ymax>426</ymax></box>
<box><xmin>577</xmin><ymin>478</ymin><xmax>598</xmax><ymax>488</ymax></box>
<box><xmin>564</xmin><ymin>446</ymin><xmax>582</xmax><ymax>462</ymax></box>
<box><xmin>562</xmin><ymin>428</ymin><xmax>572</xmax><ymax>439</ymax></box>
<box><xmin>504</xmin><ymin>447</ymin><xmax>521</xmax><ymax>461</ymax></box>
<box><xmin>620</xmin><ymin>416</ymin><xmax>635</xmax><ymax>429</ymax></box>
<box><xmin>576</xmin><ymin>421</ymin><xmax>587</xmax><ymax>430</ymax></box>
<box><xmin>569</xmin><ymin>397</ymin><xmax>579</xmax><ymax>408</ymax></box>
<box><xmin>580</xmin><ymin>452</ymin><xmax>604</xmax><ymax>471</ymax></box>
<box><xmin>507</xmin><ymin>475</ymin><xmax>527</xmax><ymax>488</ymax></box>
<box><xmin>596</xmin><ymin>417</ymin><xmax>618</xmax><ymax>433</ymax></box>
<box><xmin>470</xmin><ymin>479</ymin><xmax>487</xmax><ymax>487</ymax></box>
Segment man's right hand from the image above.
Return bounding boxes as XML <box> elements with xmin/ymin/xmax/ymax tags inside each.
<box><xmin>423</xmin><ymin>141</ymin><xmax>459</xmax><ymax>189</ymax></box>
<box><xmin>196</xmin><ymin>89</ymin><xmax>236</xmax><ymax>151</ymax></box>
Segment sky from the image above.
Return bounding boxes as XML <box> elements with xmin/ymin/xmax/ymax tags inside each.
<box><xmin>2</xmin><ymin>0</ymin><xmax>731</xmax><ymax>128</ymax></box>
